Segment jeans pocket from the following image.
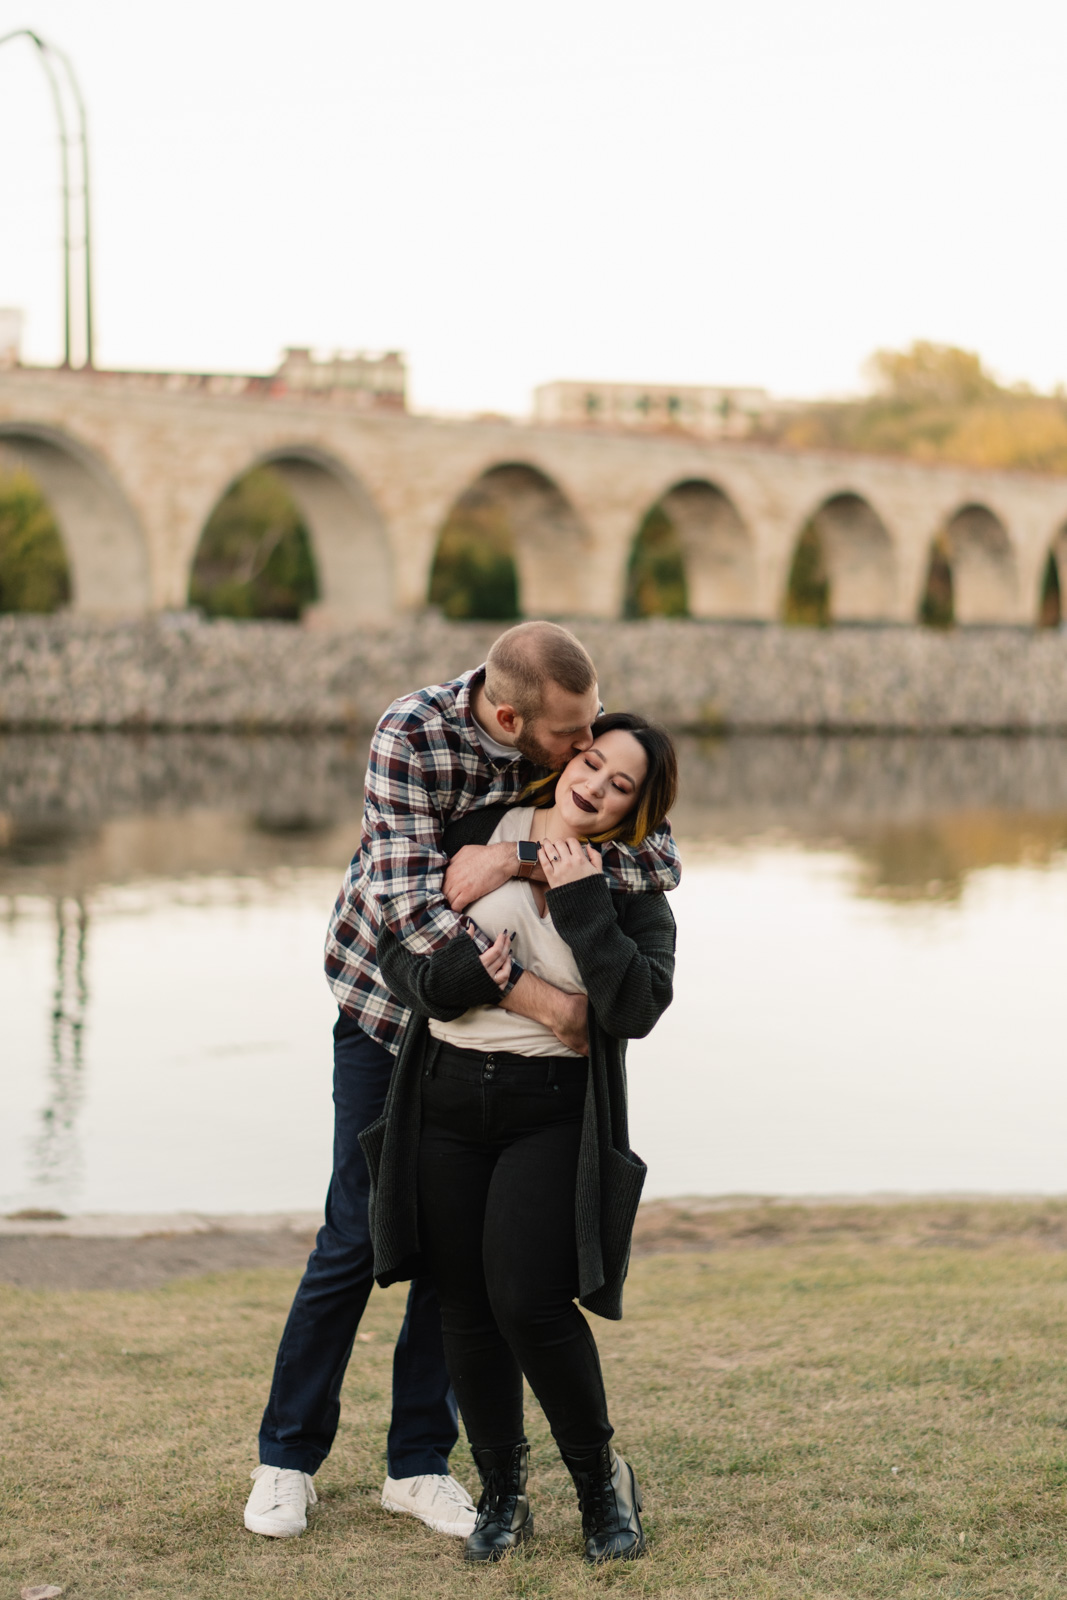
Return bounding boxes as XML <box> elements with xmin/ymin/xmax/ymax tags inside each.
<box><xmin>420</xmin><ymin>1069</ymin><xmax>480</xmax><ymax>1133</ymax></box>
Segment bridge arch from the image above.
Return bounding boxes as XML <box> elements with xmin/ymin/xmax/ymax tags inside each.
<box><xmin>192</xmin><ymin>445</ymin><xmax>392</xmax><ymax>624</ymax></box>
<box><xmin>0</xmin><ymin>422</ymin><xmax>150</xmax><ymax>612</ymax></box>
<box><xmin>793</xmin><ymin>491</ymin><xmax>897</xmax><ymax>622</ymax></box>
<box><xmin>627</xmin><ymin>479</ymin><xmax>755</xmax><ymax>618</ymax></box>
<box><xmin>428</xmin><ymin>462</ymin><xmax>594</xmax><ymax>618</ymax></box>
<box><xmin>919</xmin><ymin>503</ymin><xmax>1017</xmax><ymax>626</ymax></box>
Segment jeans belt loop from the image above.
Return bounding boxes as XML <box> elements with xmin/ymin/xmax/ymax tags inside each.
<box><xmin>425</xmin><ymin>1036</ymin><xmax>442</xmax><ymax>1079</ymax></box>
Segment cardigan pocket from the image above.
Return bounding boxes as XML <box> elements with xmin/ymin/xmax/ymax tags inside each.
<box><xmin>358</xmin><ymin>1113</ymin><xmax>388</xmax><ymax>1187</ymax></box>
<box><xmin>599</xmin><ymin>1144</ymin><xmax>647</xmax><ymax>1280</ymax></box>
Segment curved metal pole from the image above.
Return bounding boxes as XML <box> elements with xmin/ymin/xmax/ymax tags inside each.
<box><xmin>0</xmin><ymin>29</ymin><xmax>94</xmax><ymax>368</ymax></box>
<box><xmin>52</xmin><ymin>43</ymin><xmax>94</xmax><ymax>368</ymax></box>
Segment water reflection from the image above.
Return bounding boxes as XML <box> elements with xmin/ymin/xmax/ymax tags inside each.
<box><xmin>3</xmin><ymin>730</ymin><xmax>1067</xmax><ymax>900</ymax></box>
<box><xmin>34</xmin><ymin>897</ymin><xmax>89</xmax><ymax>1209</ymax></box>
<box><xmin>850</xmin><ymin>814</ymin><xmax>1067</xmax><ymax>902</ymax></box>
<box><xmin>2</xmin><ymin>731</ymin><xmax>1067</xmax><ymax>1211</ymax></box>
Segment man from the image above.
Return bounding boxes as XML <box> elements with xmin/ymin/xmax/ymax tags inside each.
<box><xmin>244</xmin><ymin>620</ymin><xmax>680</xmax><ymax>1539</ymax></box>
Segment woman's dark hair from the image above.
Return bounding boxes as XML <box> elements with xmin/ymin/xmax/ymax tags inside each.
<box><xmin>521</xmin><ymin>711</ymin><xmax>679</xmax><ymax>847</ymax></box>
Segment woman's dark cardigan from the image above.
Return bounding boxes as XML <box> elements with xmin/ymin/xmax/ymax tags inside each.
<box><xmin>358</xmin><ymin>802</ymin><xmax>677</xmax><ymax>1321</ymax></box>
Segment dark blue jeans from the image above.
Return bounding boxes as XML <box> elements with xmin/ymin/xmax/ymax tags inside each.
<box><xmin>258</xmin><ymin>1009</ymin><xmax>459</xmax><ymax>1478</ymax></box>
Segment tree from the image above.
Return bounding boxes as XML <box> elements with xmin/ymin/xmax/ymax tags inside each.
<box><xmin>189</xmin><ymin>467</ymin><xmax>318</xmax><ymax>620</ymax></box>
<box><xmin>0</xmin><ymin>471</ymin><xmax>71</xmax><ymax>613</ymax></box>
<box><xmin>428</xmin><ymin>499</ymin><xmax>519</xmax><ymax>621</ymax></box>
<box><xmin>783</xmin><ymin>522</ymin><xmax>830</xmax><ymax>626</ymax></box>
<box><xmin>765</xmin><ymin>341</ymin><xmax>1067</xmax><ymax>476</ymax></box>
<box><xmin>919</xmin><ymin>536</ymin><xmax>954</xmax><ymax>628</ymax></box>
<box><xmin>866</xmin><ymin>341</ymin><xmax>998</xmax><ymax>407</ymax></box>
<box><xmin>624</xmin><ymin>505</ymin><xmax>689</xmax><ymax>618</ymax></box>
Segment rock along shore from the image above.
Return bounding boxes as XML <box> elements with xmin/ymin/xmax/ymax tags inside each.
<box><xmin>2</xmin><ymin>612</ymin><xmax>1067</xmax><ymax>732</ymax></box>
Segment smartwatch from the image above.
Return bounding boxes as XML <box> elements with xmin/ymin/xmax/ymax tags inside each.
<box><xmin>516</xmin><ymin>839</ymin><xmax>539</xmax><ymax>880</ymax></box>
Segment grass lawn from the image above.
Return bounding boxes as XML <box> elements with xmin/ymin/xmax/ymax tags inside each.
<box><xmin>4</xmin><ymin>1211</ymin><xmax>1067</xmax><ymax>1598</ymax></box>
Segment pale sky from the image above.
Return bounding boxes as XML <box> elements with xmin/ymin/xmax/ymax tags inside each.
<box><xmin>1</xmin><ymin>0</ymin><xmax>1065</xmax><ymax>415</ymax></box>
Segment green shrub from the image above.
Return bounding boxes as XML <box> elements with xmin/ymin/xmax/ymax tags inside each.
<box><xmin>624</xmin><ymin>503</ymin><xmax>689</xmax><ymax>618</ymax></box>
<box><xmin>784</xmin><ymin>521</ymin><xmax>830</xmax><ymax>626</ymax></box>
<box><xmin>189</xmin><ymin>467</ymin><xmax>318</xmax><ymax>621</ymax></box>
<box><xmin>428</xmin><ymin>500</ymin><xmax>519</xmax><ymax>620</ymax></box>
<box><xmin>0</xmin><ymin>470</ymin><xmax>71</xmax><ymax>613</ymax></box>
<box><xmin>920</xmin><ymin>535</ymin><xmax>954</xmax><ymax>628</ymax></box>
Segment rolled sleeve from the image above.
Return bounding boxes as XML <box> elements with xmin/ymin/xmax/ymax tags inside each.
<box><xmin>600</xmin><ymin>820</ymin><xmax>682</xmax><ymax>894</ymax></box>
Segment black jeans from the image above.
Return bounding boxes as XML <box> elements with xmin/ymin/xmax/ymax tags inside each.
<box><xmin>258</xmin><ymin>1010</ymin><xmax>458</xmax><ymax>1477</ymax></box>
<box><xmin>417</xmin><ymin>1040</ymin><xmax>613</xmax><ymax>1457</ymax></box>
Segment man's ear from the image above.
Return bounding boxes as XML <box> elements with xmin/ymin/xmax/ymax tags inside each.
<box><xmin>494</xmin><ymin>703</ymin><xmax>521</xmax><ymax>737</ymax></box>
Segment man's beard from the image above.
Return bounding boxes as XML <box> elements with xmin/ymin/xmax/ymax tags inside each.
<box><xmin>514</xmin><ymin>724</ymin><xmax>563</xmax><ymax>771</ymax></box>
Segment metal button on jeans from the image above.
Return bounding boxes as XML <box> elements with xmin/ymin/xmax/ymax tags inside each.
<box><xmin>483</xmin><ymin>1053</ymin><xmax>496</xmax><ymax>1081</ymax></box>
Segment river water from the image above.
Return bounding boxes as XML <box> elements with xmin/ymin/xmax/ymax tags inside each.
<box><xmin>2</xmin><ymin>732</ymin><xmax>1066</xmax><ymax>1215</ymax></box>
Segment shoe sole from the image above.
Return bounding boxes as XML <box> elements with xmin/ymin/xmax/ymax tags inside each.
<box><xmin>244</xmin><ymin>1514</ymin><xmax>307</xmax><ymax>1538</ymax></box>
<box><xmin>380</xmin><ymin>1497</ymin><xmax>473</xmax><ymax>1537</ymax></box>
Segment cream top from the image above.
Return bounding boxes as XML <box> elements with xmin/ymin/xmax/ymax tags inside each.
<box><xmin>429</xmin><ymin>807</ymin><xmax>586</xmax><ymax>1058</ymax></box>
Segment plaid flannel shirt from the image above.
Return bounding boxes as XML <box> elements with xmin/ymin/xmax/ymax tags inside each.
<box><xmin>325</xmin><ymin>665</ymin><xmax>682</xmax><ymax>1054</ymax></box>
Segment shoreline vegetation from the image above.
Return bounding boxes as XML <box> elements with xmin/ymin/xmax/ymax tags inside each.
<box><xmin>5</xmin><ymin>1199</ymin><xmax>1067</xmax><ymax>1597</ymax></box>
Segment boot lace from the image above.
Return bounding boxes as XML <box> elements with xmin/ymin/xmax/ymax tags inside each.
<box><xmin>476</xmin><ymin>1466</ymin><xmax>517</xmax><ymax>1528</ymax></box>
<box><xmin>579</xmin><ymin>1459</ymin><xmax>614</xmax><ymax>1533</ymax></box>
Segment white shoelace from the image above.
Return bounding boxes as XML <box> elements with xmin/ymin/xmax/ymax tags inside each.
<box><xmin>430</xmin><ymin>1474</ymin><xmax>474</xmax><ymax>1510</ymax></box>
<box><xmin>258</xmin><ymin>1466</ymin><xmax>317</xmax><ymax>1508</ymax></box>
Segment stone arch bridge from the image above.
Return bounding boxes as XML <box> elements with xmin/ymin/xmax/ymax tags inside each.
<box><xmin>2</xmin><ymin>368</ymin><xmax>1066</xmax><ymax>626</ymax></box>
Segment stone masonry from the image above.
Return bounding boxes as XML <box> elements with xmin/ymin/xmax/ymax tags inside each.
<box><xmin>2</xmin><ymin>614</ymin><xmax>1067</xmax><ymax>733</ymax></box>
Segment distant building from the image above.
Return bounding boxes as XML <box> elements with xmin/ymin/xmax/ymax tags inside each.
<box><xmin>533</xmin><ymin>378</ymin><xmax>774</xmax><ymax>438</ymax></box>
<box><xmin>272</xmin><ymin>347</ymin><xmax>406</xmax><ymax>410</ymax></box>
<box><xmin>0</xmin><ymin>309</ymin><xmax>23</xmax><ymax>369</ymax></box>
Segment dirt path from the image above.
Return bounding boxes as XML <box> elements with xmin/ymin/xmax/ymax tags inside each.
<box><xmin>5</xmin><ymin>1197</ymin><xmax>1067</xmax><ymax>1290</ymax></box>
<box><xmin>0</xmin><ymin>1231</ymin><xmax>317</xmax><ymax>1290</ymax></box>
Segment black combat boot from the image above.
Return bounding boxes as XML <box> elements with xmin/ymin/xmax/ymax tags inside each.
<box><xmin>464</xmin><ymin>1440</ymin><xmax>533</xmax><ymax>1563</ymax></box>
<box><xmin>561</xmin><ymin>1443</ymin><xmax>646</xmax><ymax>1563</ymax></box>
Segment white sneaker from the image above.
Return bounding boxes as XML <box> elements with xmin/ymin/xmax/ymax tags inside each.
<box><xmin>244</xmin><ymin>1464</ymin><xmax>318</xmax><ymax>1537</ymax></box>
<box><xmin>381</xmin><ymin>1472</ymin><xmax>477</xmax><ymax>1536</ymax></box>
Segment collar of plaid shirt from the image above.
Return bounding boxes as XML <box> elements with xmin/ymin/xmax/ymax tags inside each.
<box><xmin>324</xmin><ymin>665</ymin><xmax>539</xmax><ymax>1053</ymax></box>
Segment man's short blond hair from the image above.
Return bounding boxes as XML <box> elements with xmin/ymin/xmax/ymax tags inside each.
<box><xmin>484</xmin><ymin>621</ymin><xmax>597</xmax><ymax>721</ymax></box>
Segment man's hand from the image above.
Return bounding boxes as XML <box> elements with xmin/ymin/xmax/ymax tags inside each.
<box><xmin>444</xmin><ymin>842</ymin><xmax>517</xmax><ymax>911</ymax></box>
<box><xmin>502</xmin><ymin>971</ymin><xmax>589</xmax><ymax>1056</ymax></box>
<box><xmin>546</xmin><ymin>991</ymin><xmax>589</xmax><ymax>1055</ymax></box>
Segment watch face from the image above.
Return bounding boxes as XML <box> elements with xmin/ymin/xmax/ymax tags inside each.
<box><xmin>517</xmin><ymin>840</ymin><xmax>540</xmax><ymax>864</ymax></box>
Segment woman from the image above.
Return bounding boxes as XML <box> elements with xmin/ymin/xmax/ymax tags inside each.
<box><xmin>360</xmin><ymin>712</ymin><xmax>678</xmax><ymax>1565</ymax></box>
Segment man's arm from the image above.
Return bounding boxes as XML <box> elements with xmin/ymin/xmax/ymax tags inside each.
<box><xmin>444</xmin><ymin>819</ymin><xmax>681</xmax><ymax>912</ymax></box>
<box><xmin>364</xmin><ymin>719</ymin><xmax>521</xmax><ymax>985</ymax></box>
<box><xmin>599</xmin><ymin>818</ymin><xmax>681</xmax><ymax>894</ymax></box>
<box><xmin>501</xmin><ymin>972</ymin><xmax>589</xmax><ymax>1056</ymax></box>
<box><xmin>444</xmin><ymin>839</ymin><xmax>552</xmax><ymax>911</ymax></box>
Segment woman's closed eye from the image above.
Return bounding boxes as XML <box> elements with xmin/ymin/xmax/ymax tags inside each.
<box><xmin>584</xmin><ymin>756</ymin><xmax>627</xmax><ymax>792</ymax></box>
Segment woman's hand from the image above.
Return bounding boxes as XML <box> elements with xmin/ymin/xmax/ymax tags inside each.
<box><xmin>538</xmin><ymin>838</ymin><xmax>603</xmax><ymax>888</ymax></box>
<box><xmin>478</xmin><ymin>928</ymin><xmax>513</xmax><ymax>990</ymax></box>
